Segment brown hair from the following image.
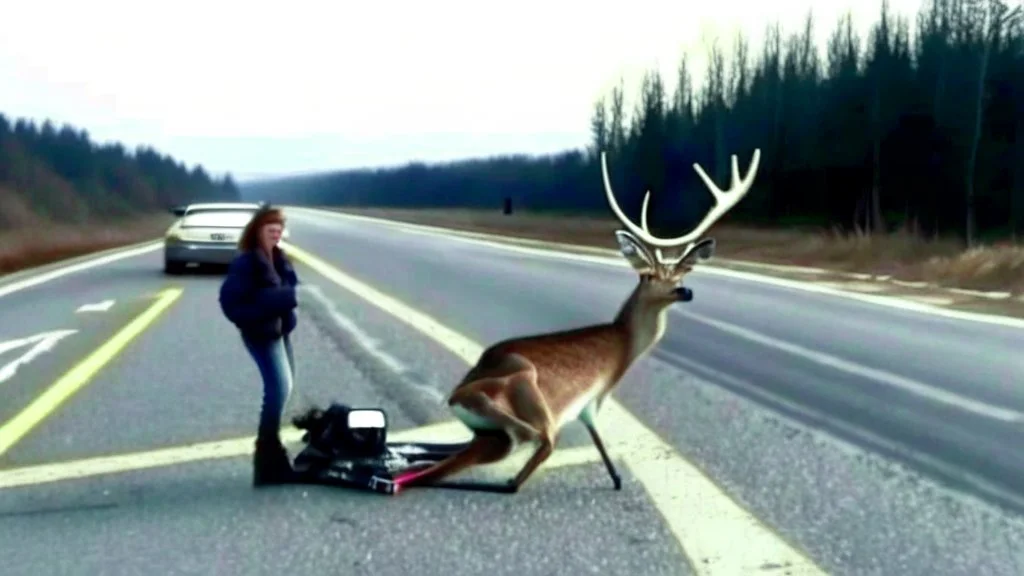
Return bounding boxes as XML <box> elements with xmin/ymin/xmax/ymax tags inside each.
<box><xmin>238</xmin><ymin>206</ymin><xmax>286</xmax><ymax>252</ymax></box>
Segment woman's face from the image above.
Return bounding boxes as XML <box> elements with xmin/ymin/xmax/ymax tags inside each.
<box><xmin>260</xmin><ymin>221</ymin><xmax>284</xmax><ymax>250</ymax></box>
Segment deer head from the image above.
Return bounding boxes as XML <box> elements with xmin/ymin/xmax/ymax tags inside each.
<box><xmin>602</xmin><ymin>149</ymin><xmax>761</xmax><ymax>308</ymax></box>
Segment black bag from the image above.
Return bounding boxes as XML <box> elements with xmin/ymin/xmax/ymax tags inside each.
<box><xmin>290</xmin><ymin>403</ymin><xmax>470</xmax><ymax>495</ymax></box>
<box><xmin>298</xmin><ymin>403</ymin><xmax>389</xmax><ymax>459</ymax></box>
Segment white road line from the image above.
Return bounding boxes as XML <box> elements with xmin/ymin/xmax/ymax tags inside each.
<box><xmin>292</xmin><ymin>207</ymin><xmax>1024</xmax><ymax>330</ymax></box>
<box><xmin>0</xmin><ymin>242</ymin><xmax>161</xmax><ymax>300</ymax></box>
<box><xmin>0</xmin><ymin>330</ymin><xmax>78</xmax><ymax>385</ymax></box>
<box><xmin>76</xmin><ymin>299</ymin><xmax>116</xmax><ymax>313</ymax></box>
<box><xmin>674</xmin><ymin>309</ymin><xmax>1024</xmax><ymax>422</ymax></box>
<box><xmin>0</xmin><ymin>420</ymin><xmax>601</xmax><ymax>490</ymax></box>
<box><xmin>281</xmin><ymin>240</ymin><xmax>828</xmax><ymax>576</ymax></box>
<box><xmin>655</xmin><ymin>348</ymin><xmax>1024</xmax><ymax>521</ymax></box>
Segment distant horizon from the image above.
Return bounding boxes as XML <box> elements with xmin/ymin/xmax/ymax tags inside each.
<box><xmin>2</xmin><ymin>108</ymin><xmax>590</xmax><ymax>184</ymax></box>
<box><xmin>230</xmin><ymin>140</ymin><xmax>591</xmax><ymax>185</ymax></box>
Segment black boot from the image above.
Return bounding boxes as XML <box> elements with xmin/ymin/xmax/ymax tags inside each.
<box><xmin>253</xmin><ymin>435</ymin><xmax>295</xmax><ymax>487</ymax></box>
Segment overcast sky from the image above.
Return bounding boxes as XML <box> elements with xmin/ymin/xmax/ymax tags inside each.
<box><xmin>1</xmin><ymin>0</ymin><xmax>921</xmax><ymax>181</ymax></box>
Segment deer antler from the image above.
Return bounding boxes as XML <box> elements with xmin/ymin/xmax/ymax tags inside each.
<box><xmin>601</xmin><ymin>149</ymin><xmax>761</xmax><ymax>252</ymax></box>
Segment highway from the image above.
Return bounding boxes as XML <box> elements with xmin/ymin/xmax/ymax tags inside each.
<box><xmin>0</xmin><ymin>206</ymin><xmax>1023</xmax><ymax>576</ymax></box>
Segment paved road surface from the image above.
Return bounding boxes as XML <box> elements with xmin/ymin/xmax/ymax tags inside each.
<box><xmin>0</xmin><ymin>207</ymin><xmax>1022</xmax><ymax>576</ymax></box>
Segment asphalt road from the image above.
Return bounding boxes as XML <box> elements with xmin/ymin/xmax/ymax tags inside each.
<box><xmin>1</xmin><ymin>207</ymin><xmax>1023</xmax><ymax>576</ymax></box>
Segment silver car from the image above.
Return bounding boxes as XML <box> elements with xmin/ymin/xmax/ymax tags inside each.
<box><xmin>163</xmin><ymin>202</ymin><xmax>287</xmax><ymax>273</ymax></box>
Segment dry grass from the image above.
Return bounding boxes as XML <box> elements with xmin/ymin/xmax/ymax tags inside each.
<box><xmin>916</xmin><ymin>245</ymin><xmax>1024</xmax><ymax>294</ymax></box>
<box><xmin>326</xmin><ymin>207</ymin><xmax>1024</xmax><ymax>295</ymax></box>
<box><xmin>0</xmin><ymin>213</ymin><xmax>174</xmax><ymax>276</ymax></box>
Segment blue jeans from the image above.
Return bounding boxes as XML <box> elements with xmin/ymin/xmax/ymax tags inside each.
<box><xmin>243</xmin><ymin>335</ymin><xmax>295</xmax><ymax>438</ymax></box>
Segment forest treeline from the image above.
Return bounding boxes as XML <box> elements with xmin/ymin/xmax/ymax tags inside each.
<box><xmin>244</xmin><ymin>0</ymin><xmax>1024</xmax><ymax>246</ymax></box>
<box><xmin>0</xmin><ymin>113</ymin><xmax>240</xmax><ymax>229</ymax></box>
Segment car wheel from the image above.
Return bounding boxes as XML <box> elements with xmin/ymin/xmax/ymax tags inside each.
<box><xmin>164</xmin><ymin>259</ymin><xmax>186</xmax><ymax>275</ymax></box>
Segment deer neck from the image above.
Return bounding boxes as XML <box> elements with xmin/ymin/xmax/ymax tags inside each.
<box><xmin>613</xmin><ymin>282</ymin><xmax>669</xmax><ymax>364</ymax></box>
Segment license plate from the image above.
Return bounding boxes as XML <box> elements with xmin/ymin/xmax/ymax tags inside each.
<box><xmin>210</xmin><ymin>233</ymin><xmax>231</xmax><ymax>241</ymax></box>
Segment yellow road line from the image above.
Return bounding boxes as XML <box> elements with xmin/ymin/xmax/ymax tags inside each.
<box><xmin>281</xmin><ymin>241</ymin><xmax>828</xmax><ymax>576</ymax></box>
<box><xmin>0</xmin><ymin>287</ymin><xmax>183</xmax><ymax>457</ymax></box>
<box><xmin>0</xmin><ymin>419</ymin><xmax>600</xmax><ymax>490</ymax></box>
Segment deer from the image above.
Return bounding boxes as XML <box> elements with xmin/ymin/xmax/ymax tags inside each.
<box><xmin>392</xmin><ymin>147</ymin><xmax>761</xmax><ymax>494</ymax></box>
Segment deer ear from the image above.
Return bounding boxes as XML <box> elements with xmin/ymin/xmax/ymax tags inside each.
<box><xmin>615</xmin><ymin>230</ymin><xmax>657</xmax><ymax>273</ymax></box>
<box><xmin>676</xmin><ymin>237</ymin><xmax>716</xmax><ymax>268</ymax></box>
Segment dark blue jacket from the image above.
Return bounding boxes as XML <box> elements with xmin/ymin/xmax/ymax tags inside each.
<box><xmin>219</xmin><ymin>247</ymin><xmax>299</xmax><ymax>342</ymax></box>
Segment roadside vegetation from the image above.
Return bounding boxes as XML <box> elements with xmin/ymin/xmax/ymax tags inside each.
<box><xmin>318</xmin><ymin>206</ymin><xmax>1024</xmax><ymax>296</ymax></box>
<box><xmin>0</xmin><ymin>113</ymin><xmax>240</xmax><ymax>275</ymax></box>
<box><xmin>245</xmin><ymin>0</ymin><xmax>1024</xmax><ymax>295</ymax></box>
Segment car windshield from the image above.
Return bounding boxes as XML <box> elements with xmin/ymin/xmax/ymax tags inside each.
<box><xmin>181</xmin><ymin>209</ymin><xmax>256</xmax><ymax>228</ymax></box>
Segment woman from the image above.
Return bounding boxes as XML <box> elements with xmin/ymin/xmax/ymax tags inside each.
<box><xmin>219</xmin><ymin>205</ymin><xmax>300</xmax><ymax>486</ymax></box>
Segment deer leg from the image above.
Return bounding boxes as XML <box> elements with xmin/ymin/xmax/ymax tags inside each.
<box><xmin>395</xmin><ymin>369</ymin><xmax>536</xmax><ymax>493</ymax></box>
<box><xmin>406</xmin><ymin>355</ymin><xmax>551</xmax><ymax>494</ymax></box>
<box><xmin>393</xmin><ymin>432</ymin><xmax>514</xmax><ymax>492</ymax></box>
<box><xmin>508</xmin><ymin>435</ymin><xmax>554</xmax><ymax>492</ymax></box>
<box><xmin>448</xmin><ymin>357</ymin><xmax>544</xmax><ymax>443</ymax></box>
<box><xmin>504</xmin><ymin>375</ymin><xmax>557</xmax><ymax>492</ymax></box>
<box><xmin>457</xmin><ymin>385</ymin><xmax>542</xmax><ymax>444</ymax></box>
<box><xmin>426</xmin><ymin>431</ymin><xmax>520</xmax><ymax>493</ymax></box>
<box><xmin>579</xmin><ymin>406</ymin><xmax>622</xmax><ymax>490</ymax></box>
